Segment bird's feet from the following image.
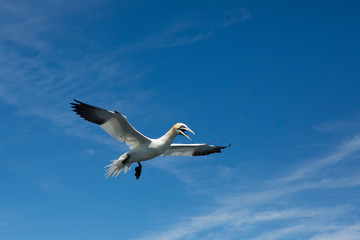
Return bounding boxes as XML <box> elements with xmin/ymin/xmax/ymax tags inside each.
<box><xmin>134</xmin><ymin>162</ymin><xmax>142</xmax><ymax>180</ymax></box>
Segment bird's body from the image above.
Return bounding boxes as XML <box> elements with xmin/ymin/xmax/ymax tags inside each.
<box><xmin>126</xmin><ymin>137</ymin><xmax>172</xmax><ymax>163</ymax></box>
<box><xmin>71</xmin><ymin>100</ymin><xmax>229</xmax><ymax>179</ymax></box>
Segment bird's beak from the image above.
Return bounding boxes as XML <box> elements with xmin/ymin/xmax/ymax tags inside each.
<box><xmin>179</xmin><ymin>127</ymin><xmax>195</xmax><ymax>141</ymax></box>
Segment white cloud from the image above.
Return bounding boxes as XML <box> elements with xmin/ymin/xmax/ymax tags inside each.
<box><xmin>86</xmin><ymin>149</ymin><xmax>95</xmax><ymax>155</ymax></box>
<box><xmin>133</xmin><ymin>133</ymin><xmax>360</xmax><ymax>240</ymax></box>
<box><xmin>117</xmin><ymin>5</ymin><xmax>250</xmax><ymax>53</ymax></box>
<box><xmin>314</xmin><ymin>117</ymin><xmax>360</xmax><ymax>132</ymax></box>
<box><xmin>251</xmin><ymin>225</ymin><xmax>307</xmax><ymax>240</ymax></box>
<box><xmin>310</xmin><ymin>224</ymin><xmax>360</xmax><ymax>240</ymax></box>
<box><xmin>279</xmin><ymin>135</ymin><xmax>360</xmax><ymax>182</ymax></box>
<box><xmin>0</xmin><ymin>1</ymin><xmax>250</xmax><ymax>147</ymax></box>
<box><xmin>133</xmin><ymin>205</ymin><xmax>356</xmax><ymax>240</ymax></box>
<box><xmin>0</xmin><ymin>1</ymin><xmax>156</xmax><ymax>148</ymax></box>
<box><xmin>223</xmin><ymin>7</ymin><xmax>251</xmax><ymax>27</ymax></box>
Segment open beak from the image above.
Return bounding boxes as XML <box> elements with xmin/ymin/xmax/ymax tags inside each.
<box><xmin>179</xmin><ymin>127</ymin><xmax>195</xmax><ymax>141</ymax></box>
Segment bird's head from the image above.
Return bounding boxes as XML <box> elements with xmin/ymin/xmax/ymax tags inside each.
<box><xmin>173</xmin><ymin>123</ymin><xmax>195</xmax><ymax>141</ymax></box>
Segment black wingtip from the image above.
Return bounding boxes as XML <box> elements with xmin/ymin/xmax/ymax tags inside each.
<box><xmin>70</xmin><ymin>99</ymin><xmax>81</xmax><ymax>105</ymax></box>
<box><xmin>70</xmin><ymin>99</ymin><xmax>107</xmax><ymax>125</ymax></box>
<box><xmin>218</xmin><ymin>143</ymin><xmax>231</xmax><ymax>150</ymax></box>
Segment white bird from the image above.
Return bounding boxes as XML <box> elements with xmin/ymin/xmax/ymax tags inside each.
<box><xmin>71</xmin><ymin>99</ymin><xmax>230</xmax><ymax>179</ymax></box>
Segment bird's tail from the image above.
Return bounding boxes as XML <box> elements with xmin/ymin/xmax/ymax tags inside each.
<box><xmin>105</xmin><ymin>155</ymin><xmax>131</xmax><ymax>178</ymax></box>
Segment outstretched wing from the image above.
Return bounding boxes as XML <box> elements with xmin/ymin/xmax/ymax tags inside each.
<box><xmin>71</xmin><ymin>99</ymin><xmax>150</xmax><ymax>148</ymax></box>
<box><xmin>161</xmin><ymin>143</ymin><xmax>231</xmax><ymax>157</ymax></box>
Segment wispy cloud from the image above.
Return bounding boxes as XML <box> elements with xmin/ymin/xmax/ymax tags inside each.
<box><xmin>0</xmin><ymin>2</ymin><xmax>155</xmax><ymax>147</ymax></box>
<box><xmin>280</xmin><ymin>135</ymin><xmax>360</xmax><ymax>182</ymax></box>
<box><xmin>86</xmin><ymin>149</ymin><xmax>96</xmax><ymax>156</ymax></box>
<box><xmin>148</xmin><ymin>156</ymin><xmax>237</xmax><ymax>194</ymax></box>
<box><xmin>118</xmin><ymin>5</ymin><xmax>250</xmax><ymax>53</ymax></box>
<box><xmin>134</xmin><ymin>204</ymin><xmax>356</xmax><ymax>240</ymax></box>
<box><xmin>118</xmin><ymin>22</ymin><xmax>215</xmax><ymax>53</ymax></box>
<box><xmin>0</xmin><ymin>1</ymin><xmax>251</xmax><ymax>146</ymax></box>
<box><xmin>310</xmin><ymin>224</ymin><xmax>360</xmax><ymax>240</ymax></box>
<box><xmin>134</xmin><ymin>133</ymin><xmax>360</xmax><ymax>240</ymax></box>
<box><xmin>314</xmin><ymin>117</ymin><xmax>360</xmax><ymax>132</ymax></box>
<box><xmin>223</xmin><ymin>7</ymin><xmax>251</xmax><ymax>27</ymax></box>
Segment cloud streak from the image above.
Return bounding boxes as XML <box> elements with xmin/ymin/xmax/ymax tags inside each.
<box><xmin>134</xmin><ymin>205</ymin><xmax>356</xmax><ymax>240</ymax></box>
<box><xmin>310</xmin><ymin>224</ymin><xmax>360</xmax><ymax>240</ymax></box>
<box><xmin>0</xmin><ymin>1</ymin><xmax>251</xmax><ymax>147</ymax></box>
<box><xmin>314</xmin><ymin>117</ymin><xmax>360</xmax><ymax>132</ymax></box>
<box><xmin>117</xmin><ymin>5</ymin><xmax>250</xmax><ymax>53</ymax></box>
<box><xmin>134</xmin><ymin>133</ymin><xmax>360</xmax><ymax>240</ymax></box>
<box><xmin>0</xmin><ymin>1</ymin><xmax>156</xmax><ymax>148</ymax></box>
<box><xmin>280</xmin><ymin>135</ymin><xmax>360</xmax><ymax>182</ymax></box>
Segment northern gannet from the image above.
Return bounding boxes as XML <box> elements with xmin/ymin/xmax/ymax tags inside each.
<box><xmin>71</xmin><ymin>99</ymin><xmax>230</xmax><ymax>180</ymax></box>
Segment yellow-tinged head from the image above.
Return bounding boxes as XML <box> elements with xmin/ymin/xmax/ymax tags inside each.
<box><xmin>172</xmin><ymin>123</ymin><xmax>195</xmax><ymax>140</ymax></box>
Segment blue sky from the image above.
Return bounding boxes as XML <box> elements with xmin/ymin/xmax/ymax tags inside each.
<box><xmin>1</xmin><ymin>1</ymin><xmax>360</xmax><ymax>239</ymax></box>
